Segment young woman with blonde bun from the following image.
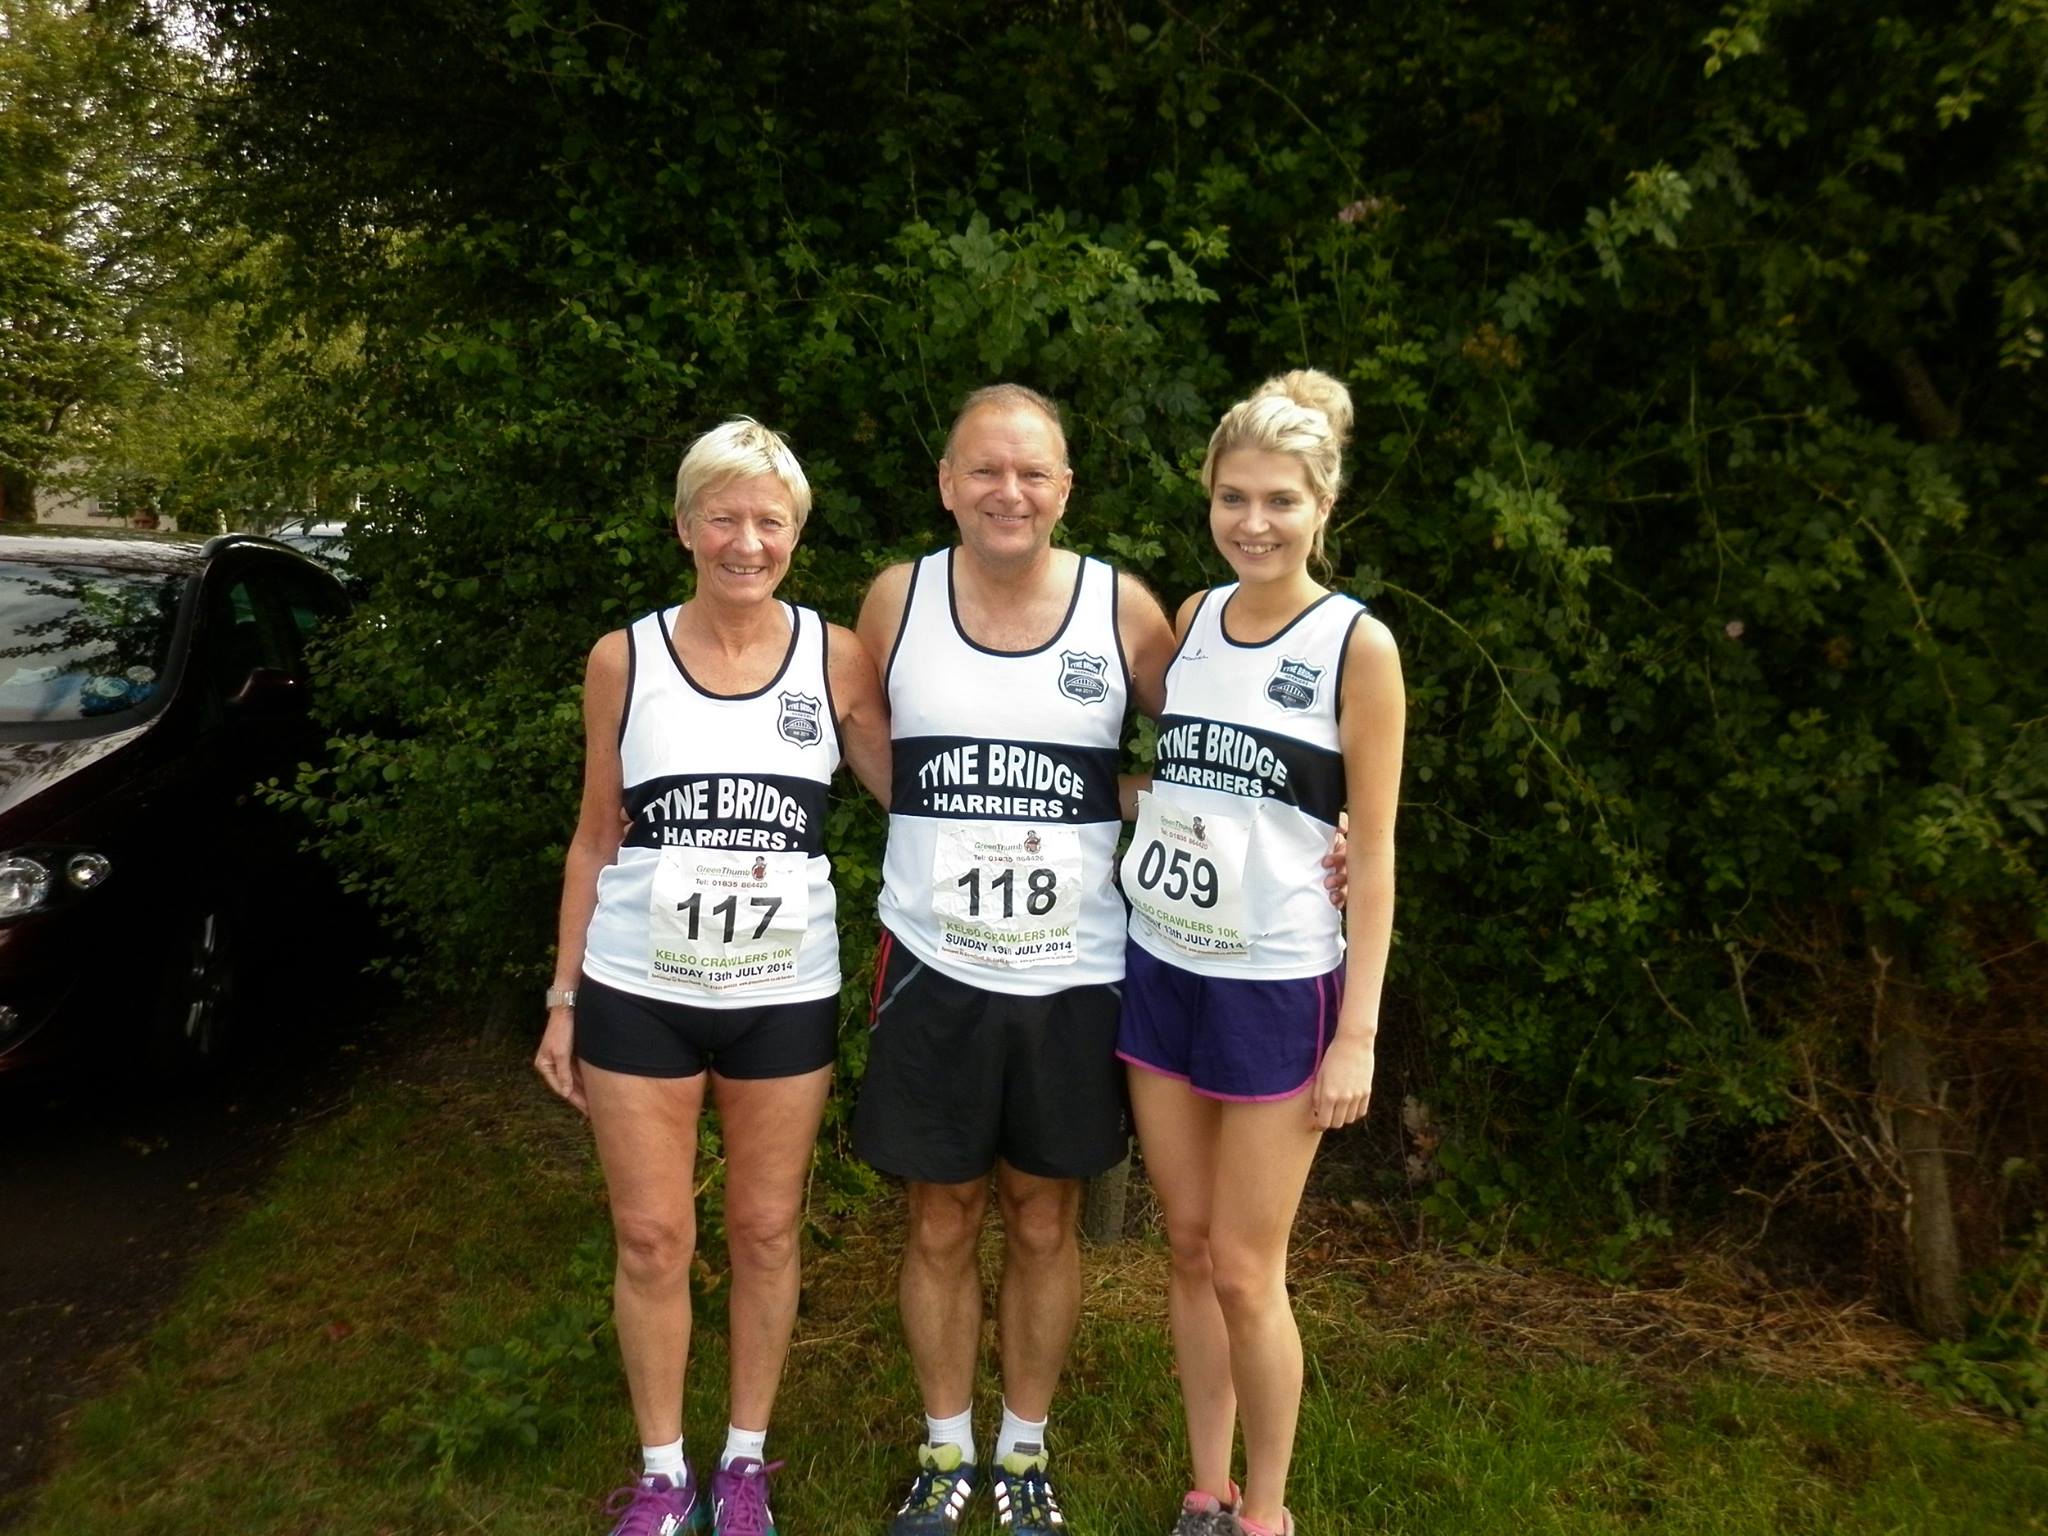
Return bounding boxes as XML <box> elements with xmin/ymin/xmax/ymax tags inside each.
<box><xmin>1117</xmin><ymin>371</ymin><xmax>1404</xmax><ymax>1536</ymax></box>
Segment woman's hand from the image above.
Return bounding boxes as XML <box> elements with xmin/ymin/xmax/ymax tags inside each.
<box><xmin>534</xmin><ymin>1005</ymin><xmax>588</xmax><ymax>1115</ymax></box>
<box><xmin>1322</xmin><ymin>810</ymin><xmax>1349</xmax><ymax>908</ymax></box>
<box><xmin>1309</xmin><ymin>1030</ymin><xmax>1375</xmax><ymax>1131</ymax></box>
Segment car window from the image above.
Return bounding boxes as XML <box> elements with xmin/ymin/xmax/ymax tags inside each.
<box><xmin>207</xmin><ymin>573</ymin><xmax>290</xmax><ymax>701</ymax></box>
<box><xmin>0</xmin><ymin>563</ymin><xmax>185</xmax><ymax>725</ymax></box>
<box><xmin>276</xmin><ymin>569</ymin><xmax>347</xmax><ymax>657</ymax></box>
<box><xmin>242</xmin><ymin>567</ymin><xmax>345</xmax><ymax>688</ymax></box>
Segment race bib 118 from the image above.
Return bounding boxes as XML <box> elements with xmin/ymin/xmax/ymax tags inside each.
<box><xmin>930</xmin><ymin>821</ymin><xmax>1082</xmax><ymax>970</ymax></box>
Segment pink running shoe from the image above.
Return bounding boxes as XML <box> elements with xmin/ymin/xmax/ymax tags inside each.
<box><xmin>709</xmin><ymin>1456</ymin><xmax>786</xmax><ymax>1535</ymax></box>
<box><xmin>603</xmin><ymin>1470</ymin><xmax>705</xmax><ymax>1535</ymax></box>
<box><xmin>1170</xmin><ymin>1488</ymin><xmax>1238</xmax><ymax>1536</ymax></box>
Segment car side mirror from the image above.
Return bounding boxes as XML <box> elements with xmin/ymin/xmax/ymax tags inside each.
<box><xmin>226</xmin><ymin>666</ymin><xmax>308</xmax><ymax>718</ymax></box>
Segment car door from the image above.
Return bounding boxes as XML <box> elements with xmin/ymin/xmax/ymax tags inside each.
<box><xmin>204</xmin><ymin>554</ymin><xmax>344</xmax><ymax>839</ymax></box>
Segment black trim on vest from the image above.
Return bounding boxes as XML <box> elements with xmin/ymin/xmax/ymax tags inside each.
<box><xmin>1218</xmin><ymin>589</ymin><xmax>1342</xmax><ymax>649</ymax></box>
<box><xmin>945</xmin><ymin>546</ymin><xmax>1087</xmax><ymax>658</ymax></box>
<box><xmin>1333</xmin><ymin>606</ymin><xmax>1367</xmax><ymax>725</ymax></box>
<box><xmin>883</xmin><ymin>558</ymin><xmax>920</xmax><ymax>693</ymax></box>
<box><xmin>664</xmin><ymin>601</ymin><xmax>800</xmax><ymax>701</ymax></box>
<box><xmin>819</xmin><ymin>613</ymin><xmax>845</xmax><ymax>758</ymax></box>
<box><xmin>617</xmin><ymin>617</ymin><xmax>639</xmax><ymax>754</ymax></box>
<box><xmin>1111</xmin><ymin>564</ymin><xmax>1133</xmax><ymax>701</ymax></box>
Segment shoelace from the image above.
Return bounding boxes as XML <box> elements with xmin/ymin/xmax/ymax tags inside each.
<box><xmin>1004</xmin><ymin>1465</ymin><xmax>1060</xmax><ymax>1527</ymax></box>
<box><xmin>712</xmin><ymin>1459</ymin><xmax>785</xmax><ymax>1536</ymax></box>
<box><xmin>906</xmin><ymin>1466</ymin><xmax>957</xmax><ymax>1513</ymax></box>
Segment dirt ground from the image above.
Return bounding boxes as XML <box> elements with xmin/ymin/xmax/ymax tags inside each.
<box><xmin>0</xmin><ymin>990</ymin><xmax>379</xmax><ymax>1526</ymax></box>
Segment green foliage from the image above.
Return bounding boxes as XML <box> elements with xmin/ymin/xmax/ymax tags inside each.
<box><xmin>1910</xmin><ymin>1216</ymin><xmax>2048</xmax><ymax>1433</ymax></box>
<box><xmin>197</xmin><ymin>0</ymin><xmax>2048</xmax><ymax>1250</ymax></box>
<box><xmin>79</xmin><ymin>232</ymin><xmax>374</xmax><ymax>529</ymax></box>
<box><xmin>384</xmin><ymin>1233</ymin><xmax>618</xmax><ymax>1487</ymax></box>
<box><xmin>0</xmin><ymin>0</ymin><xmax>193</xmax><ymax>511</ymax></box>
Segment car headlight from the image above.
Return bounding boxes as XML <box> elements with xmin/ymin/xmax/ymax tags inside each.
<box><xmin>65</xmin><ymin>852</ymin><xmax>113</xmax><ymax>890</ymax></box>
<box><xmin>0</xmin><ymin>856</ymin><xmax>52</xmax><ymax>918</ymax></box>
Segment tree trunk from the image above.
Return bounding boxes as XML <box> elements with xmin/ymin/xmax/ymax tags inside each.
<box><xmin>1082</xmin><ymin>1152</ymin><xmax>1130</xmax><ymax>1244</ymax></box>
<box><xmin>1892</xmin><ymin>347</ymin><xmax>1962</xmax><ymax>442</ymax></box>
<box><xmin>0</xmin><ymin>465</ymin><xmax>37</xmax><ymax>522</ymax></box>
<box><xmin>478</xmin><ymin>977</ymin><xmax>531</xmax><ymax>1045</ymax></box>
<box><xmin>1873</xmin><ymin>961</ymin><xmax>1966</xmax><ymax>1339</ymax></box>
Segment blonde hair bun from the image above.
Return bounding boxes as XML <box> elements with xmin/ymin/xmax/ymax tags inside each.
<box><xmin>1201</xmin><ymin>366</ymin><xmax>1352</xmax><ymax>521</ymax></box>
<box><xmin>1253</xmin><ymin>368</ymin><xmax>1353</xmax><ymax>448</ymax></box>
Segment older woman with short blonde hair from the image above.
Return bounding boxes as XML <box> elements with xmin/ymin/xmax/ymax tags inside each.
<box><xmin>536</xmin><ymin>417</ymin><xmax>890</xmax><ymax>1536</ymax></box>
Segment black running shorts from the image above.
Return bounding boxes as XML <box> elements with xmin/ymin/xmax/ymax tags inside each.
<box><xmin>573</xmin><ymin>973</ymin><xmax>838</xmax><ymax>1080</ymax></box>
<box><xmin>852</xmin><ymin>929</ymin><xmax>1130</xmax><ymax>1183</ymax></box>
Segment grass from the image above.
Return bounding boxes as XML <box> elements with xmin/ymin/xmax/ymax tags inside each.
<box><xmin>14</xmin><ymin>1028</ymin><xmax>2048</xmax><ymax>1535</ymax></box>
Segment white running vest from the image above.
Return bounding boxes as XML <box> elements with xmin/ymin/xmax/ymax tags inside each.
<box><xmin>582</xmin><ymin>602</ymin><xmax>842</xmax><ymax>1006</ymax></box>
<box><xmin>1124</xmin><ymin>586</ymin><xmax>1366</xmax><ymax>980</ymax></box>
<box><xmin>879</xmin><ymin>549</ymin><xmax>1129</xmax><ymax>993</ymax></box>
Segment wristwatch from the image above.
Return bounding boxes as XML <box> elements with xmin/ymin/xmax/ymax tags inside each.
<box><xmin>545</xmin><ymin>986</ymin><xmax>578</xmax><ymax>1010</ymax></box>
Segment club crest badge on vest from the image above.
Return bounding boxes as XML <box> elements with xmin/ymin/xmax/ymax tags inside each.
<box><xmin>1266</xmin><ymin>657</ymin><xmax>1323</xmax><ymax>711</ymax></box>
<box><xmin>776</xmin><ymin>691</ymin><xmax>823</xmax><ymax>746</ymax></box>
<box><xmin>1057</xmin><ymin>650</ymin><xmax>1110</xmax><ymax>704</ymax></box>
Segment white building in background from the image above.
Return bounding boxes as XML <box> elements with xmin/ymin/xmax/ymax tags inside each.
<box><xmin>34</xmin><ymin>480</ymin><xmax>107</xmax><ymax>527</ymax></box>
<box><xmin>31</xmin><ymin>462</ymin><xmax>178</xmax><ymax>530</ymax></box>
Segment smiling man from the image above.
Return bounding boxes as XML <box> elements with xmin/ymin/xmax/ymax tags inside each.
<box><xmin>854</xmin><ymin>384</ymin><xmax>1176</xmax><ymax>1536</ymax></box>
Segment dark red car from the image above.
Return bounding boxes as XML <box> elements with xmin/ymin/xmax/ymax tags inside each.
<box><xmin>0</xmin><ymin>528</ymin><xmax>348</xmax><ymax>1075</ymax></box>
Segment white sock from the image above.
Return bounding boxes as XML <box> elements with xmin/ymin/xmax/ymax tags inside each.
<box><xmin>642</xmin><ymin>1437</ymin><xmax>686</xmax><ymax>1483</ymax></box>
<box><xmin>722</xmin><ymin>1425</ymin><xmax>767</xmax><ymax>1469</ymax></box>
<box><xmin>925</xmin><ymin>1407</ymin><xmax>976</xmax><ymax>1463</ymax></box>
<box><xmin>995</xmin><ymin>1400</ymin><xmax>1047</xmax><ymax>1463</ymax></box>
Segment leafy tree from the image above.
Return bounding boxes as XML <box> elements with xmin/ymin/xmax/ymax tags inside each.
<box><xmin>0</xmin><ymin>0</ymin><xmax>200</xmax><ymax>518</ymax></box>
<box><xmin>78</xmin><ymin>231</ymin><xmax>373</xmax><ymax>529</ymax></box>
<box><xmin>202</xmin><ymin>0</ymin><xmax>2048</xmax><ymax>1329</ymax></box>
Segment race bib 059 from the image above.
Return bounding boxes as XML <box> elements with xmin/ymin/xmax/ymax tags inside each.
<box><xmin>1121</xmin><ymin>792</ymin><xmax>1253</xmax><ymax>957</ymax></box>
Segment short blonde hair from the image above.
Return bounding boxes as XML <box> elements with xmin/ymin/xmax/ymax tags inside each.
<box><xmin>674</xmin><ymin>417</ymin><xmax>812</xmax><ymax>530</ymax></box>
<box><xmin>943</xmin><ymin>383</ymin><xmax>1069</xmax><ymax>464</ymax></box>
<box><xmin>1200</xmin><ymin>370</ymin><xmax>1354</xmax><ymax>560</ymax></box>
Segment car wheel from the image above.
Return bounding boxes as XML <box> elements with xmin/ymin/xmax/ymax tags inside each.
<box><xmin>155</xmin><ymin>898</ymin><xmax>240</xmax><ymax>1063</ymax></box>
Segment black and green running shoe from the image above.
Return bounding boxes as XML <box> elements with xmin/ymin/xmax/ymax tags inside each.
<box><xmin>991</xmin><ymin>1449</ymin><xmax>1068</xmax><ymax>1533</ymax></box>
<box><xmin>888</xmin><ymin>1443</ymin><xmax>979</xmax><ymax>1535</ymax></box>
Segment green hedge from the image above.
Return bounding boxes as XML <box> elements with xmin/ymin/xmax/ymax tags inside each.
<box><xmin>213</xmin><ymin>0</ymin><xmax>2048</xmax><ymax>1245</ymax></box>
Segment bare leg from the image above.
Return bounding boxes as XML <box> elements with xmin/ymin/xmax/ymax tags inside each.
<box><xmin>1211</xmin><ymin>1099</ymin><xmax>1321</xmax><ymax>1530</ymax></box>
<box><xmin>992</xmin><ymin>1164</ymin><xmax>1082</xmax><ymax>1423</ymax></box>
<box><xmin>712</xmin><ymin>1064</ymin><xmax>832</xmax><ymax>1434</ymax></box>
<box><xmin>1128</xmin><ymin>1068</ymin><xmax>1234</xmax><ymax>1499</ymax></box>
<box><xmin>901</xmin><ymin>1177</ymin><xmax>992</xmax><ymax>1420</ymax></box>
<box><xmin>584</xmin><ymin>1064</ymin><xmax>710</xmax><ymax>1445</ymax></box>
